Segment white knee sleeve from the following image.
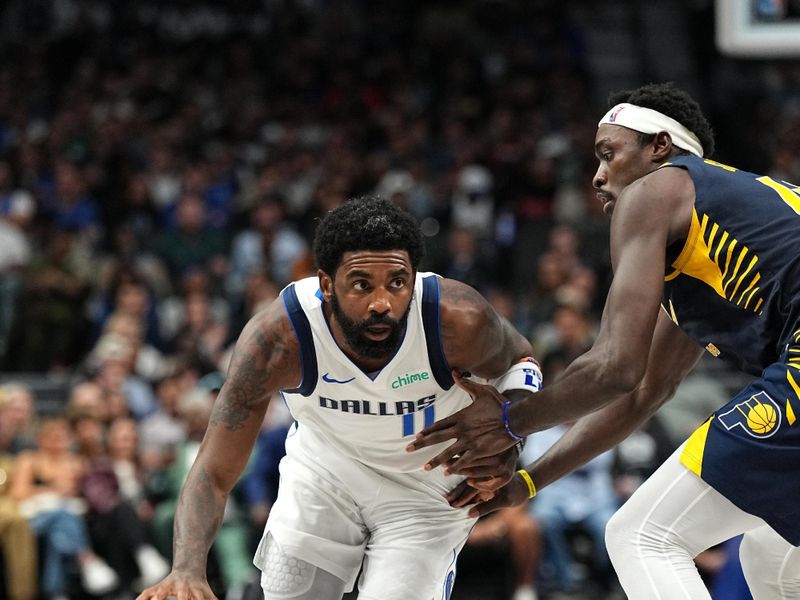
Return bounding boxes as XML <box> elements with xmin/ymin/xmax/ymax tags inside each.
<box><xmin>260</xmin><ymin>534</ymin><xmax>347</xmax><ymax>600</ymax></box>
<box><xmin>740</xmin><ymin>526</ymin><xmax>800</xmax><ymax>600</ymax></box>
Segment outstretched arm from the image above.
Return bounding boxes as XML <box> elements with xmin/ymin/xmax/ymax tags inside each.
<box><xmin>525</xmin><ymin>313</ymin><xmax>702</xmax><ymax>489</ymax></box>
<box><xmin>410</xmin><ymin>167</ymin><xmax>694</xmax><ymax>469</ymax></box>
<box><xmin>139</xmin><ymin>298</ymin><xmax>301</xmax><ymax>600</ymax></box>
<box><xmin>460</xmin><ymin>313</ymin><xmax>703</xmax><ymax>516</ymax></box>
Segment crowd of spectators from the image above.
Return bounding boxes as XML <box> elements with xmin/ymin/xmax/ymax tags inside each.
<box><xmin>1</xmin><ymin>1</ymin><xmax>799</xmax><ymax>599</ymax></box>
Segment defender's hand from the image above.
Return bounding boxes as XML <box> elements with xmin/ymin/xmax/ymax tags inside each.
<box><xmin>137</xmin><ymin>571</ymin><xmax>217</xmax><ymax>600</ymax></box>
<box><xmin>406</xmin><ymin>371</ymin><xmax>517</xmax><ymax>471</ymax></box>
<box><xmin>445</xmin><ymin>480</ymin><xmax>496</xmax><ymax>508</ymax></box>
<box><xmin>465</xmin><ymin>472</ymin><xmax>531</xmax><ymax>518</ymax></box>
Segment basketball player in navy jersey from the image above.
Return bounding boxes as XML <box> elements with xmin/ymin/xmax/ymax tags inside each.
<box><xmin>138</xmin><ymin>197</ymin><xmax>542</xmax><ymax>600</ymax></box>
<box><xmin>411</xmin><ymin>83</ymin><xmax>800</xmax><ymax>598</ymax></box>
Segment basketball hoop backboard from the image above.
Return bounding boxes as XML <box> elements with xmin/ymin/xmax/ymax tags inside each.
<box><xmin>716</xmin><ymin>0</ymin><xmax>800</xmax><ymax>57</ymax></box>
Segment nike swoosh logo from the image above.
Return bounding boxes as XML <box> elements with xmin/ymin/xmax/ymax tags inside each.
<box><xmin>322</xmin><ymin>373</ymin><xmax>356</xmax><ymax>384</ymax></box>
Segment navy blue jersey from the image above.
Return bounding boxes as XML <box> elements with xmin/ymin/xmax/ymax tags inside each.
<box><xmin>661</xmin><ymin>156</ymin><xmax>800</xmax><ymax>375</ymax></box>
<box><xmin>663</xmin><ymin>156</ymin><xmax>800</xmax><ymax>545</ymax></box>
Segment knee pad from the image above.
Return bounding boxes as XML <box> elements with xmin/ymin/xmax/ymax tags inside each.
<box><xmin>260</xmin><ymin>534</ymin><xmax>346</xmax><ymax>600</ymax></box>
<box><xmin>261</xmin><ymin>534</ymin><xmax>316</xmax><ymax>598</ymax></box>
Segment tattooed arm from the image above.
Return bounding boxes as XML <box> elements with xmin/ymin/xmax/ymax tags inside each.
<box><xmin>138</xmin><ymin>298</ymin><xmax>301</xmax><ymax>600</ymax></box>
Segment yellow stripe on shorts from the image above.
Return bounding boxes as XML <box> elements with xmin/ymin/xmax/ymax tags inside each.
<box><xmin>680</xmin><ymin>417</ymin><xmax>714</xmax><ymax>477</ymax></box>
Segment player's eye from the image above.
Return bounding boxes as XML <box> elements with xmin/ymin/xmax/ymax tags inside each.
<box><xmin>390</xmin><ymin>278</ymin><xmax>406</xmax><ymax>289</ymax></box>
<box><xmin>603</xmin><ymin>152</ymin><xmax>613</xmax><ymax>161</ymax></box>
<box><xmin>353</xmin><ymin>280</ymin><xmax>369</xmax><ymax>291</ymax></box>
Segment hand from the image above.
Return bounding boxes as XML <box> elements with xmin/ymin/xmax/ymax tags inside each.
<box><xmin>445</xmin><ymin>443</ymin><xmax>518</xmax><ymax>484</ymax></box>
<box><xmin>453</xmin><ymin>472</ymin><xmax>531</xmax><ymax>518</ymax></box>
<box><xmin>405</xmin><ymin>371</ymin><xmax>517</xmax><ymax>471</ymax></box>
<box><xmin>136</xmin><ymin>571</ymin><xmax>217</xmax><ymax>600</ymax></box>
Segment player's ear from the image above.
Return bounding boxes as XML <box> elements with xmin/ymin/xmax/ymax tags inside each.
<box><xmin>318</xmin><ymin>269</ymin><xmax>333</xmax><ymax>301</ymax></box>
<box><xmin>652</xmin><ymin>131</ymin><xmax>674</xmax><ymax>162</ymax></box>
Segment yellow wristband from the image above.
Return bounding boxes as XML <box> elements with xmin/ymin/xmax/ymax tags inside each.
<box><xmin>517</xmin><ymin>469</ymin><xmax>536</xmax><ymax>498</ymax></box>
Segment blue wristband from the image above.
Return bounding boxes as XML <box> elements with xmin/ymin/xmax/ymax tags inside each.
<box><xmin>502</xmin><ymin>400</ymin><xmax>524</xmax><ymax>442</ymax></box>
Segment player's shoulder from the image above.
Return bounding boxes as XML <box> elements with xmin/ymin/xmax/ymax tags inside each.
<box><xmin>617</xmin><ymin>161</ymin><xmax>695</xmax><ymax>234</ymax></box>
<box><xmin>436</xmin><ymin>277</ymin><xmax>494</xmax><ymax>339</ymax></box>
<box><xmin>627</xmin><ymin>160</ymin><xmax>694</xmax><ymax>202</ymax></box>
<box><xmin>237</xmin><ymin>293</ymin><xmax>303</xmax><ymax>387</ymax></box>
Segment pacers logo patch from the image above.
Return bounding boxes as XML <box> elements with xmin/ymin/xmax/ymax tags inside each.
<box><xmin>718</xmin><ymin>391</ymin><xmax>782</xmax><ymax>438</ymax></box>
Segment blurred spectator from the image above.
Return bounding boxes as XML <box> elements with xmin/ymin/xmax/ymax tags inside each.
<box><xmin>5</xmin><ymin>229</ymin><xmax>90</xmax><ymax>371</ymax></box>
<box><xmin>38</xmin><ymin>161</ymin><xmax>100</xmax><ymax>237</ymax></box>
<box><xmin>0</xmin><ymin>189</ymin><xmax>34</xmax><ymax>356</ymax></box>
<box><xmin>90</xmin><ymin>333</ymin><xmax>157</xmax><ymax>420</ymax></box>
<box><xmin>97</xmin><ymin>311</ymin><xmax>169</xmax><ymax>382</ymax></box>
<box><xmin>464</xmin><ymin>504</ymin><xmax>541</xmax><ymax>600</ymax></box>
<box><xmin>522</xmin><ymin>253</ymin><xmax>571</xmax><ymax>330</ymax></box>
<box><xmin>107</xmin><ymin>417</ymin><xmax>153</xmax><ymax>520</ymax></box>
<box><xmin>169</xmin><ymin>291</ymin><xmax>230</xmax><ymax>374</ymax></box>
<box><xmin>0</xmin><ymin>384</ymin><xmax>37</xmax><ymax>454</ymax></box>
<box><xmin>138</xmin><ymin>371</ymin><xmax>190</xmax><ymax>473</ymax></box>
<box><xmin>612</xmin><ymin>415</ymin><xmax>675</xmax><ymax>503</ymax></box>
<box><xmin>435</xmin><ymin>226</ymin><xmax>495</xmax><ymax>292</ymax></box>
<box><xmin>532</xmin><ymin>302</ymin><xmax>595</xmax><ymax>364</ymax></box>
<box><xmin>654</xmin><ymin>367</ymin><xmax>730</xmax><ymax>447</ymax></box>
<box><xmin>153</xmin><ymin>193</ymin><xmax>228</xmax><ymax>280</ymax></box>
<box><xmin>158</xmin><ymin>267</ymin><xmax>230</xmax><ymax>348</ymax></box>
<box><xmin>226</xmin><ymin>196</ymin><xmax>306</xmax><ymax>298</ymax></box>
<box><xmin>67</xmin><ymin>381</ymin><xmax>109</xmax><ymax>424</ymax></box>
<box><xmin>71</xmin><ymin>411</ymin><xmax>169</xmax><ymax>592</ymax></box>
<box><xmin>228</xmin><ymin>271</ymin><xmax>278</xmax><ymax>336</ymax></box>
<box><xmin>451</xmin><ymin>165</ymin><xmax>495</xmax><ymax>240</ymax></box>
<box><xmin>521</xmin><ymin>424</ymin><xmax>618</xmax><ymax>596</ymax></box>
<box><xmin>10</xmin><ymin>417</ymin><xmax>118</xmax><ymax>597</ymax></box>
<box><xmin>0</xmin><ymin>451</ymin><xmax>37</xmax><ymax>600</ymax></box>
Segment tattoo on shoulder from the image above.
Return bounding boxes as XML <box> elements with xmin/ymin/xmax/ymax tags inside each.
<box><xmin>209</xmin><ymin>309</ymin><xmax>294</xmax><ymax>431</ymax></box>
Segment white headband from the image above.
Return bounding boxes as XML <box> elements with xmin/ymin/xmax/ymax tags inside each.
<box><xmin>598</xmin><ymin>103</ymin><xmax>704</xmax><ymax>157</ymax></box>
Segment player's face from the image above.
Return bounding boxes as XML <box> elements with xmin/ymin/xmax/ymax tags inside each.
<box><xmin>322</xmin><ymin>250</ymin><xmax>414</xmax><ymax>360</ymax></box>
<box><xmin>593</xmin><ymin>124</ymin><xmax>659</xmax><ymax>215</ymax></box>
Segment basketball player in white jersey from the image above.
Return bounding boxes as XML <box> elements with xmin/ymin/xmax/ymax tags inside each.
<box><xmin>138</xmin><ymin>196</ymin><xmax>542</xmax><ymax>600</ymax></box>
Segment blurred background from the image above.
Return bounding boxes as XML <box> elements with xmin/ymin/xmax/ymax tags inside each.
<box><xmin>0</xmin><ymin>1</ymin><xmax>798</xmax><ymax>599</ymax></box>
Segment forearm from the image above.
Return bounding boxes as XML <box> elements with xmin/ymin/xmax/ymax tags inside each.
<box><xmin>508</xmin><ymin>348</ymin><xmax>633</xmax><ymax>436</ymax></box>
<box><xmin>526</xmin><ymin>388</ymin><xmax>654</xmax><ymax>490</ymax></box>
<box><xmin>171</xmin><ymin>464</ymin><xmax>229</xmax><ymax>577</ymax></box>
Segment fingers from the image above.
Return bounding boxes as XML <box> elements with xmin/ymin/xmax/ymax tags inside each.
<box><xmin>137</xmin><ymin>579</ymin><xmax>217</xmax><ymax>600</ymax></box>
<box><xmin>466</xmin><ymin>474</ymin><xmax>512</xmax><ymax>492</ymax></box>
<box><xmin>468</xmin><ymin>494</ymin><xmax>508</xmax><ymax>518</ymax></box>
<box><xmin>444</xmin><ymin>449</ymin><xmax>494</xmax><ymax>473</ymax></box>
<box><xmin>445</xmin><ymin>481</ymin><xmax>482</xmax><ymax>508</ymax></box>
<box><xmin>423</xmin><ymin>442</ymin><xmax>465</xmax><ymax>471</ymax></box>
<box><xmin>405</xmin><ymin>417</ymin><xmax>458</xmax><ymax>451</ymax></box>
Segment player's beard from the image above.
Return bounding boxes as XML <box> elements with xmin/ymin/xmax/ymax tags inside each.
<box><xmin>330</xmin><ymin>292</ymin><xmax>411</xmax><ymax>360</ymax></box>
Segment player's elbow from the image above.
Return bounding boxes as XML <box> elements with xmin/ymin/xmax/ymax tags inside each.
<box><xmin>594</xmin><ymin>351</ymin><xmax>646</xmax><ymax>397</ymax></box>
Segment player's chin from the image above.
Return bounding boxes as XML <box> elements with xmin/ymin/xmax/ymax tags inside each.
<box><xmin>602</xmin><ymin>200</ymin><xmax>615</xmax><ymax>215</ymax></box>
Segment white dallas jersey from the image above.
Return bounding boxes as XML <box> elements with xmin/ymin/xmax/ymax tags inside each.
<box><xmin>279</xmin><ymin>272</ymin><xmax>472</xmax><ymax>473</ymax></box>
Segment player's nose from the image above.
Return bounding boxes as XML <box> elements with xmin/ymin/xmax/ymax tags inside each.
<box><xmin>368</xmin><ymin>287</ymin><xmax>392</xmax><ymax>314</ymax></box>
<box><xmin>593</xmin><ymin>165</ymin><xmax>607</xmax><ymax>189</ymax></box>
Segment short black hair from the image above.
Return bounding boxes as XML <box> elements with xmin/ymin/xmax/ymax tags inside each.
<box><xmin>608</xmin><ymin>82</ymin><xmax>715</xmax><ymax>157</ymax></box>
<box><xmin>313</xmin><ymin>195</ymin><xmax>425</xmax><ymax>276</ymax></box>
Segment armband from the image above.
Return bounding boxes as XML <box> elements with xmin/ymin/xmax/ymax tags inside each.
<box><xmin>502</xmin><ymin>400</ymin><xmax>524</xmax><ymax>442</ymax></box>
<box><xmin>517</xmin><ymin>469</ymin><xmax>537</xmax><ymax>498</ymax></box>
<box><xmin>491</xmin><ymin>357</ymin><xmax>542</xmax><ymax>395</ymax></box>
